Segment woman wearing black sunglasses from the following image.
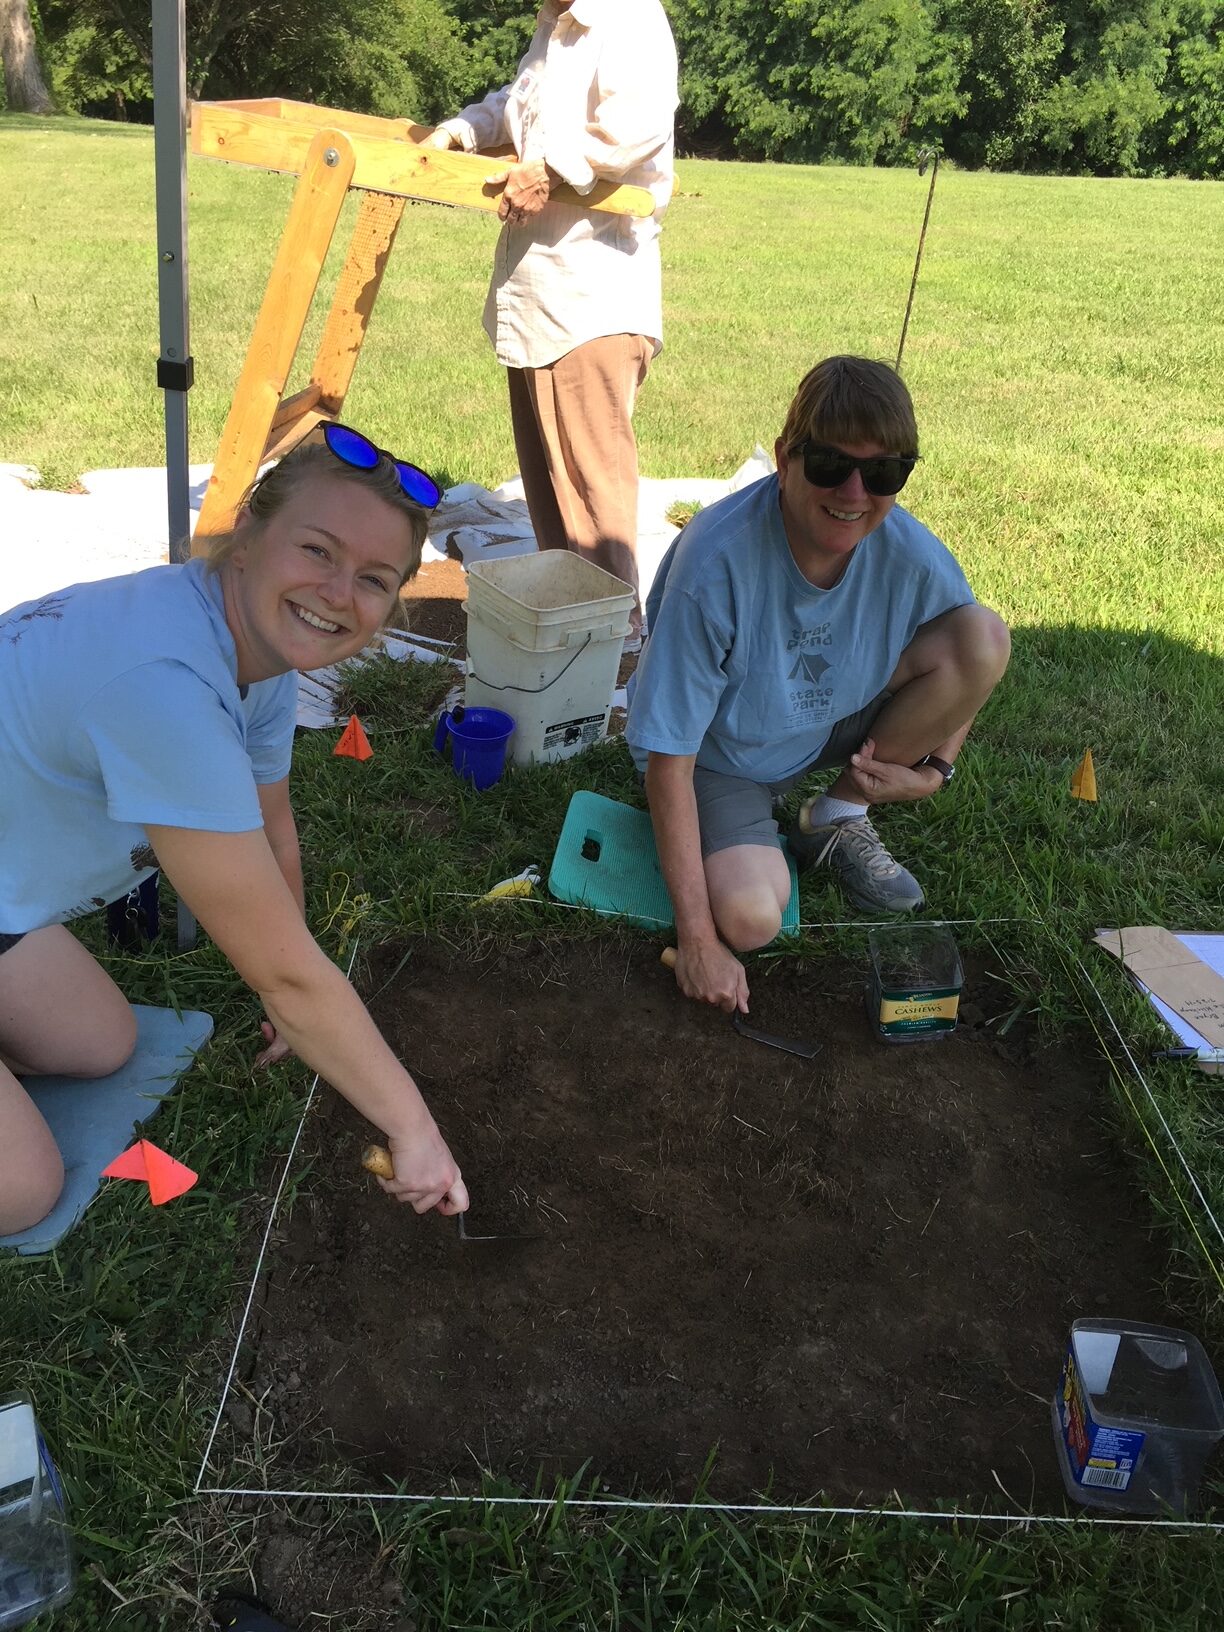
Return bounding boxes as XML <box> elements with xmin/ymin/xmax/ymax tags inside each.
<box><xmin>626</xmin><ymin>357</ymin><xmax>1011</xmax><ymax>1016</ymax></box>
<box><xmin>0</xmin><ymin>429</ymin><xmax>468</xmax><ymax>1236</ymax></box>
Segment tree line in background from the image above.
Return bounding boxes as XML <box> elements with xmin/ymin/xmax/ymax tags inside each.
<box><xmin>3</xmin><ymin>0</ymin><xmax>1222</xmax><ymax>178</ymax></box>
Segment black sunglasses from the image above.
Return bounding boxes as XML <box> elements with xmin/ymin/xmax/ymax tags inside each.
<box><xmin>322</xmin><ymin>421</ymin><xmax>443</xmax><ymax>509</ymax></box>
<box><xmin>790</xmin><ymin>441</ymin><xmax>917</xmax><ymax>498</ymax></box>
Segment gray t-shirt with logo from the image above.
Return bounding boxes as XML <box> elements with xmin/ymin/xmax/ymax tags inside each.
<box><xmin>625</xmin><ymin>473</ymin><xmax>974</xmax><ymax>782</ymax></box>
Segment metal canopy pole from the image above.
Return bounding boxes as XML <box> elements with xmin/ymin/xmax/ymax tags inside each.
<box><xmin>152</xmin><ymin>0</ymin><xmax>198</xmax><ymax>950</ymax></box>
<box><xmin>152</xmin><ymin>0</ymin><xmax>193</xmax><ymax>561</ymax></box>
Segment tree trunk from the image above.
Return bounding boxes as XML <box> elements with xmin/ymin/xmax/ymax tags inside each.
<box><xmin>0</xmin><ymin>0</ymin><xmax>54</xmax><ymax>114</ymax></box>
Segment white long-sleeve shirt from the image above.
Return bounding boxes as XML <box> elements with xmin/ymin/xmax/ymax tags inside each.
<box><xmin>440</xmin><ymin>0</ymin><xmax>678</xmax><ymax>370</ymax></box>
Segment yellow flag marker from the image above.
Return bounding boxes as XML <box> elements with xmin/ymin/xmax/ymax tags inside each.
<box><xmin>1070</xmin><ymin>748</ymin><xmax>1097</xmax><ymax>802</ymax></box>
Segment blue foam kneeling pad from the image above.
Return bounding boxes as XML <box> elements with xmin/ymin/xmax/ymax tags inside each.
<box><xmin>0</xmin><ymin>1004</ymin><xmax>213</xmax><ymax>1257</ymax></box>
<box><xmin>548</xmin><ymin>790</ymin><xmax>800</xmax><ymax>933</ymax></box>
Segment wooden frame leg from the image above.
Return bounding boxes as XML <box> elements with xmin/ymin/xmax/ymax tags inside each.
<box><xmin>193</xmin><ymin>129</ymin><xmax>357</xmax><ymax>549</ymax></box>
<box><xmin>312</xmin><ymin>189</ymin><xmax>406</xmax><ymax>416</ymax></box>
<box><xmin>259</xmin><ymin>188</ymin><xmax>408</xmax><ymax>463</ymax></box>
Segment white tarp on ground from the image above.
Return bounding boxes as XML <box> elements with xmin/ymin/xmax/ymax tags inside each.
<box><xmin>0</xmin><ymin>449</ymin><xmax>774</xmax><ymax>725</ymax></box>
<box><xmin>0</xmin><ymin>462</ymin><xmax>213</xmax><ymax>607</ymax></box>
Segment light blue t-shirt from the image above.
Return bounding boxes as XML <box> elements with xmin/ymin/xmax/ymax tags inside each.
<box><xmin>626</xmin><ymin>474</ymin><xmax>974</xmax><ymax>781</ymax></box>
<box><xmin>0</xmin><ymin>558</ymin><xmax>298</xmax><ymax>933</ymax></box>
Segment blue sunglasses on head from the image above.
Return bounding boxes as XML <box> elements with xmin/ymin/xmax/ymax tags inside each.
<box><xmin>322</xmin><ymin>421</ymin><xmax>443</xmax><ymax>510</ymax></box>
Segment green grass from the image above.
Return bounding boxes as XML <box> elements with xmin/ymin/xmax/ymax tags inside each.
<box><xmin>2</xmin><ymin>115</ymin><xmax>1224</xmax><ymax>1628</ymax></box>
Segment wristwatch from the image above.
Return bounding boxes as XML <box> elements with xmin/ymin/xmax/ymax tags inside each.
<box><xmin>912</xmin><ymin>753</ymin><xmax>955</xmax><ymax>787</ymax></box>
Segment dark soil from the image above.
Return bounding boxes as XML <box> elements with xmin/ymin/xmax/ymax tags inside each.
<box><xmin>398</xmin><ymin>557</ymin><xmax>468</xmax><ymax>648</ymax></box>
<box><xmin>247</xmin><ymin>935</ymin><xmax>1174</xmax><ymax>1514</ymax></box>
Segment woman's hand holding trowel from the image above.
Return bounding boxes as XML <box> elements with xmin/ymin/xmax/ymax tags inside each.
<box><xmin>361</xmin><ymin>1131</ymin><xmax>469</xmax><ymax>1217</ymax></box>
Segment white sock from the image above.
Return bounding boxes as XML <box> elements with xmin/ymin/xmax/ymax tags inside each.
<box><xmin>804</xmin><ymin>793</ymin><xmax>869</xmax><ymax>829</ymax></box>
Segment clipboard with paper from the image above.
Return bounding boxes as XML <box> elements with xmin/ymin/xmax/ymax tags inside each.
<box><xmin>1095</xmin><ymin>927</ymin><xmax>1224</xmax><ymax>1076</ymax></box>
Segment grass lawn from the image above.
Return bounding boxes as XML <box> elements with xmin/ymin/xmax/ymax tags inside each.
<box><xmin>1</xmin><ymin>114</ymin><xmax>1223</xmax><ymax>1628</ymax></box>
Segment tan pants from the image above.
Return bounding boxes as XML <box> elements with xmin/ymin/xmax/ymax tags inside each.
<box><xmin>508</xmin><ymin>333</ymin><xmax>654</xmax><ymax>612</ymax></box>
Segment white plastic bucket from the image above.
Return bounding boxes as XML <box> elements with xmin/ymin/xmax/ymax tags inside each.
<box><xmin>464</xmin><ymin>553</ymin><xmax>634</xmax><ymax>766</ymax></box>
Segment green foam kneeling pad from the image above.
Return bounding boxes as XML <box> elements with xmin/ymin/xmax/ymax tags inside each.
<box><xmin>548</xmin><ymin>790</ymin><xmax>799</xmax><ymax>933</ymax></box>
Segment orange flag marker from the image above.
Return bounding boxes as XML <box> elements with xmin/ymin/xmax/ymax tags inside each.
<box><xmin>1070</xmin><ymin>747</ymin><xmax>1098</xmax><ymax>802</ymax></box>
<box><xmin>102</xmin><ymin>1139</ymin><xmax>198</xmax><ymax>1205</ymax></box>
<box><xmin>334</xmin><ymin>714</ymin><xmax>374</xmax><ymax>761</ymax></box>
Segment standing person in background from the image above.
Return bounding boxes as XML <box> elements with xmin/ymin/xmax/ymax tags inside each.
<box><xmin>427</xmin><ymin>0</ymin><xmax>678</xmax><ymax>648</ymax></box>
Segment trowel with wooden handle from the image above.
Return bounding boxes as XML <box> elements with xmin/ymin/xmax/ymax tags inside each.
<box><xmin>361</xmin><ymin>1145</ymin><xmax>548</xmax><ymax>1242</ymax></box>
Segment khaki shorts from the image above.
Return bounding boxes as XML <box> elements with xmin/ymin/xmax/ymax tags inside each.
<box><xmin>693</xmin><ymin>690</ymin><xmax>891</xmax><ymax>858</ymax></box>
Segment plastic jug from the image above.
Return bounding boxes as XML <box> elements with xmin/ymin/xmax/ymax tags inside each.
<box><xmin>866</xmin><ymin>924</ymin><xmax>963</xmax><ymax>1043</ymax></box>
<box><xmin>1053</xmin><ymin>1319</ymin><xmax>1224</xmax><ymax>1514</ymax></box>
<box><xmin>0</xmin><ymin>1396</ymin><xmax>74</xmax><ymax>1629</ymax></box>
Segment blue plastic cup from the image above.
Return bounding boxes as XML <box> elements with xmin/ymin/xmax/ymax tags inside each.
<box><xmin>433</xmin><ymin>705</ymin><xmax>515</xmax><ymax>790</ymax></box>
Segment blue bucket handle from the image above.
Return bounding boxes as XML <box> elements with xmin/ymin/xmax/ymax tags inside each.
<box><xmin>433</xmin><ymin>705</ymin><xmax>465</xmax><ymax>755</ymax></box>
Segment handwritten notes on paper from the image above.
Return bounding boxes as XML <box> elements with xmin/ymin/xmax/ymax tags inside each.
<box><xmin>1095</xmin><ymin>927</ymin><xmax>1224</xmax><ymax>1073</ymax></box>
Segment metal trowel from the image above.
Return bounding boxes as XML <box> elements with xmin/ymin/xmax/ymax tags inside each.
<box><xmin>660</xmin><ymin>947</ymin><xmax>820</xmax><ymax>1059</ymax></box>
<box><xmin>361</xmin><ymin>1145</ymin><xmax>547</xmax><ymax>1242</ymax></box>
